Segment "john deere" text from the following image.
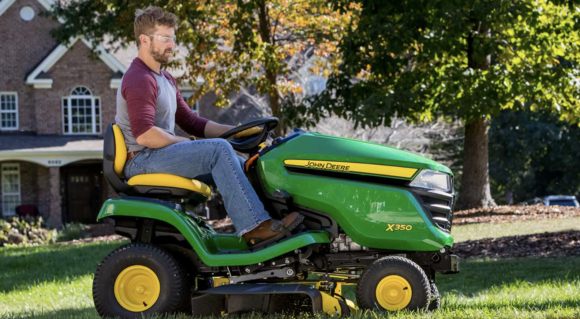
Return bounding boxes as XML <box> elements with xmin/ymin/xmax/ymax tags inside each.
<box><xmin>305</xmin><ymin>161</ymin><xmax>351</xmax><ymax>172</ymax></box>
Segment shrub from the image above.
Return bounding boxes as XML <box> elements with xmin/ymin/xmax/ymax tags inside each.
<box><xmin>56</xmin><ymin>223</ymin><xmax>88</xmax><ymax>242</ymax></box>
<box><xmin>0</xmin><ymin>216</ymin><xmax>57</xmax><ymax>247</ymax></box>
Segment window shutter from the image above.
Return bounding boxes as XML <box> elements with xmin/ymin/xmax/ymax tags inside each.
<box><xmin>62</xmin><ymin>97</ymin><xmax>69</xmax><ymax>134</ymax></box>
<box><xmin>95</xmin><ymin>97</ymin><xmax>101</xmax><ymax>133</ymax></box>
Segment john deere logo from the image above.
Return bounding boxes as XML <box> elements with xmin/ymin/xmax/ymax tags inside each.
<box><xmin>283</xmin><ymin>159</ymin><xmax>418</xmax><ymax>179</ymax></box>
<box><xmin>305</xmin><ymin>161</ymin><xmax>351</xmax><ymax>172</ymax></box>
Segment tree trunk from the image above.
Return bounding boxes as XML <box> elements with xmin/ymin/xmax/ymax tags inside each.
<box><xmin>256</xmin><ymin>0</ymin><xmax>284</xmax><ymax>137</ymax></box>
<box><xmin>456</xmin><ymin>117</ymin><xmax>497</xmax><ymax>210</ymax></box>
<box><xmin>456</xmin><ymin>21</ymin><xmax>496</xmax><ymax>210</ymax></box>
<box><xmin>265</xmin><ymin>69</ymin><xmax>284</xmax><ymax>137</ymax></box>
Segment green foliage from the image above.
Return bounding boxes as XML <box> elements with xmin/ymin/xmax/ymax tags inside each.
<box><xmin>0</xmin><ymin>217</ymin><xmax>57</xmax><ymax>247</ymax></box>
<box><xmin>43</xmin><ymin>0</ymin><xmax>353</xmax><ymax>132</ymax></box>
<box><xmin>301</xmin><ymin>0</ymin><xmax>580</xmax><ymax>128</ymax></box>
<box><xmin>56</xmin><ymin>223</ymin><xmax>88</xmax><ymax>242</ymax></box>
<box><xmin>297</xmin><ymin>0</ymin><xmax>580</xmax><ymax>209</ymax></box>
<box><xmin>0</xmin><ymin>218</ymin><xmax>87</xmax><ymax>247</ymax></box>
<box><xmin>489</xmin><ymin>107</ymin><xmax>580</xmax><ymax>204</ymax></box>
<box><xmin>430</xmin><ymin>107</ymin><xmax>580</xmax><ymax>203</ymax></box>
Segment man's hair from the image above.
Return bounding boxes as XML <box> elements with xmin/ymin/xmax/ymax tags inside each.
<box><xmin>134</xmin><ymin>6</ymin><xmax>179</xmax><ymax>48</ymax></box>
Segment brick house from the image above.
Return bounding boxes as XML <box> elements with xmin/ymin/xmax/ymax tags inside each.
<box><xmin>0</xmin><ymin>0</ymin><xmax>270</xmax><ymax>227</ymax></box>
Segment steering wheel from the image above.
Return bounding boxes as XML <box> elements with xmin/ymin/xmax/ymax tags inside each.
<box><xmin>218</xmin><ymin>117</ymin><xmax>279</xmax><ymax>152</ymax></box>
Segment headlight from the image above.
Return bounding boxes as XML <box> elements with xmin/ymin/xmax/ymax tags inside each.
<box><xmin>409</xmin><ymin>169</ymin><xmax>451</xmax><ymax>192</ymax></box>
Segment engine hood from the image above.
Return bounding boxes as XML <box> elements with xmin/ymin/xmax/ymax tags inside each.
<box><xmin>274</xmin><ymin>132</ymin><xmax>452</xmax><ymax>180</ymax></box>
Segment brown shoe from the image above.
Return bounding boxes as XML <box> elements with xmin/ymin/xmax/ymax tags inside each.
<box><xmin>243</xmin><ymin>213</ymin><xmax>304</xmax><ymax>248</ymax></box>
<box><xmin>243</xmin><ymin>219</ymin><xmax>285</xmax><ymax>247</ymax></box>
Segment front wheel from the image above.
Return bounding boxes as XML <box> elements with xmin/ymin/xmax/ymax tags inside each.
<box><xmin>428</xmin><ymin>282</ymin><xmax>441</xmax><ymax>311</ymax></box>
<box><xmin>356</xmin><ymin>256</ymin><xmax>431</xmax><ymax>312</ymax></box>
<box><xmin>92</xmin><ymin>243</ymin><xmax>191</xmax><ymax>318</ymax></box>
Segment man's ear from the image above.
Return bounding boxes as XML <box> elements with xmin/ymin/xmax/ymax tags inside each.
<box><xmin>139</xmin><ymin>34</ymin><xmax>149</xmax><ymax>47</ymax></box>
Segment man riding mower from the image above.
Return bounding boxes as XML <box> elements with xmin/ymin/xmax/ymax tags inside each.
<box><xmin>93</xmin><ymin>117</ymin><xmax>459</xmax><ymax>318</ymax></box>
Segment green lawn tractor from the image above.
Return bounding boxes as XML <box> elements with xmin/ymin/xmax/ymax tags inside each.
<box><xmin>93</xmin><ymin>117</ymin><xmax>459</xmax><ymax>318</ymax></box>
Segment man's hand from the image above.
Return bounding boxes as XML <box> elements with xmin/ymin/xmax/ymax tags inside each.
<box><xmin>234</xmin><ymin>127</ymin><xmax>262</xmax><ymax>139</ymax></box>
<box><xmin>204</xmin><ymin>121</ymin><xmax>263</xmax><ymax>139</ymax></box>
<box><xmin>204</xmin><ymin>121</ymin><xmax>235</xmax><ymax>138</ymax></box>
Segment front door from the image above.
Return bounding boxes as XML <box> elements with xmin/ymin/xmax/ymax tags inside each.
<box><xmin>63</xmin><ymin>164</ymin><xmax>102</xmax><ymax>224</ymax></box>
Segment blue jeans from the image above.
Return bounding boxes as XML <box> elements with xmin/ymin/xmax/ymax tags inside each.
<box><xmin>123</xmin><ymin>139</ymin><xmax>271</xmax><ymax>236</ymax></box>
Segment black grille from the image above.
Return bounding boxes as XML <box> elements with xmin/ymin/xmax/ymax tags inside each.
<box><xmin>412</xmin><ymin>188</ymin><xmax>454</xmax><ymax>232</ymax></box>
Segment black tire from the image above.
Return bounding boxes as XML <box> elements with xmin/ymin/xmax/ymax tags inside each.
<box><xmin>165</xmin><ymin>246</ymin><xmax>209</xmax><ymax>314</ymax></box>
<box><xmin>92</xmin><ymin>243</ymin><xmax>191</xmax><ymax>318</ymax></box>
<box><xmin>356</xmin><ymin>256</ymin><xmax>430</xmax><ymax>312</ymax></box>
<box><xmin>338</xmin><ymin>299</ymin><xmax>351</xmax><ymax>317</ymax></box>
<box><xmin>428</xmin><ymin>282</ymin><xmax>441</xmax><ymax>311</ymax></box>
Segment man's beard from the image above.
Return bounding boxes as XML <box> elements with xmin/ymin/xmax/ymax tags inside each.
<box><xmin>150</xmin><ymin>43</ymin><xmax>172</xmax><ymax>64</ymax></box>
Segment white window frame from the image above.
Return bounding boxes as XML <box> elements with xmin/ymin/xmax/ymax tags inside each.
<box><xmin>0</xmin><ymin>92</ymin><xmax>19</xmax><ymax>130</ymax></box>
<box><xmin>1</xmin><ymin>163</ymin><xmax>21</xmax><ymax>217</ymax></box>
<box><xmin>62</xmin><ymin>86</ymin><xmax>101</xmax><ymax>135</ymax></box>
<box><xmin>181</xmin><ymin>92</ymin><xmax>200</xmax><ymax>115</ymax></box>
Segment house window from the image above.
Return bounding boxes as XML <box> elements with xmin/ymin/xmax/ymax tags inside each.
<box><xmin>1</xmin><ymin>164</ymin><xmax>21</xmax><ymax>217</ymax></box>
<box><xmin>0</xmin><ymin>92</ymin><xmax>18</xmax><ymax>130</ymax></box>
<box><xmin>62</xmin><ymin>86</ymin><xmax>101</xmax><ymax>134</ymax></box>
<box><xmin>181</xmin><ymin>93</ymin><xmax>200</xmax><ymax>115</ymax></box>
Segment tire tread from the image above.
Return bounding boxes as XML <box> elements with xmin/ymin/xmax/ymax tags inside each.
<box><xmin>92</xmin><ymin>243</ymin><xmax>191</xmax><ymax>318</ymax></box>
<box><xmin>356</xmin><ymin>256</ymin><xmax>431</xmax><ymax>312</ymax></box>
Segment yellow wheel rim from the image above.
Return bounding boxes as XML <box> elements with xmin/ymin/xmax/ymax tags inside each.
<box><xmin>375</xmin><ymin>275</ymin><xmax>412</xmax><ymax>311</ymax></box>
<box><xmin>114</xmin><ymin>265</ymin><xmax>160</xmax><ymax>312</ymax></box>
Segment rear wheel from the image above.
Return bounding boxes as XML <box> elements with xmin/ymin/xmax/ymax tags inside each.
<box><xmin>356</xmin><ymin>256</ymin><xmax>430</xmax><ymax>312</ymax></box>
<box><xmin>93</xmin><ymin>243</ymin><xmax>191</xmax><ymax>318</ymax></box>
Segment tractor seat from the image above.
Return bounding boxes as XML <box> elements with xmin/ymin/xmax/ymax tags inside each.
<box><xmin>103</xmin><ymin>123</ymin><xmax>211</xmax><ymax>203</ymax></box>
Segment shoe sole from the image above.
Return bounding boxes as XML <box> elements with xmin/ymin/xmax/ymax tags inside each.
<box><xmin>248</xmin><ymin>214</ymin><xmax>305</xmax><ymax>250</ymax></box>
<box><xmin>247</xmin><ymin>232</ymin><xmax>285</xmax><ymax>249</ymax></box>
<box><xmin>285</xmin><ymin>214</ymin><xmax>305</xmax><ymax>232</ymax></box>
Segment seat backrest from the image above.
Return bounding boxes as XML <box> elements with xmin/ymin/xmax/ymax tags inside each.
<box><xmin>103</xmin><ymin>123</ymin><xmax>133</xmax><ymax>195</ymax></box>
<box><xmin>112</xmin><ymin>125</ymin><xmax>128</xmax><ymax>177</ymax></box>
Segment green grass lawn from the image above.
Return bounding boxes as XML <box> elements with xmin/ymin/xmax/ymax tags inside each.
<box><xmin>0</xmin><ymin>241</ymin><xmax>127</xmax><ymax>319</ymax></box>
<box><xmin>451</xmin><ymin>216</ymin><xmax>580</xmax><ymax>242</ymax></box>
<box><xmin>1</xmin><ymin>240</ymin><xmax>579</xmax><ymax>319</ymax></box>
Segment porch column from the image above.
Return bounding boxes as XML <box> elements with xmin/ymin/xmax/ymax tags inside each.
<box><xmin>49</xmin><ymin>167</ymin><xmax>62</xmax><ymax>229</ymax></box>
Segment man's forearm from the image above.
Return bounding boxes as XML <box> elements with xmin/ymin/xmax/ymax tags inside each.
<box><xmin>136</xmin><ymin>126</ymin><xmax>189</xmax><ymax>149</ymax></box>
<box><xmin>204</xmin><ymin>121</ymin><xmax>234</xmax><ymax>138</ymax></box>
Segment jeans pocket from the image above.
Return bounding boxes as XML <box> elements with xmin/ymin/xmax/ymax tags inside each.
<box><xmin>126</xmin><ymin>160</ymin><xmax>156</xmax><ymax>178</ymax></box>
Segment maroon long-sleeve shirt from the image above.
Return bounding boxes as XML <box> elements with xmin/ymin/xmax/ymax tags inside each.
<box><xmin>115</xmin><ymin>57</ymin><xmax>208</xmax><ymax>152</ymax></box>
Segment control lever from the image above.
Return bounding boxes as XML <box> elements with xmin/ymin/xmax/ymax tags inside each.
<box><xmin>272</xmin><ymin>189</ymin><xmax>294</xmax><ymax>210</ymax></box>
<box><xmin>272</xmin><ymin>136</ymin><xmax>283</xmax><ymax>145</ymax></box>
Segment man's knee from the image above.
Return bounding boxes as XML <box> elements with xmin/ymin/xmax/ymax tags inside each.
<box><xmin>213</xmin><ymin>138</ymin><xmax>234</xmax><ymax>150</ymax></box>
<box><xmin>212</xmin><ymin>139</ymin><xmax>237</xmax><ymax>157</ymax></box>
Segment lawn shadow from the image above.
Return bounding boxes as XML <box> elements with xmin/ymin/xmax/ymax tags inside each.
<box><xmin>0</xmin><ymin>241</ymin><xmax>127</xmax><ymax>294</ymax></box>
<box><xmin>437</xmin><ymin>256</ymin><xmax>580</xmax><ymax>297</ymax></box>
<box><xmin>2</xmin><ymin>307</ymin><xmax>97</xmax><ymax>319</ymax></box>
<box><xmin>340</xmin><ymin>256</ymin><xmax>580</xmax><ymax>304</ymax></box>
<box><xmin>444</xmin><ymin>298</ymin><xmax>580</xmax><ymax>312</ymax></box>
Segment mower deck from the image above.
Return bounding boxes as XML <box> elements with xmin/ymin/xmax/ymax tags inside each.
<box><xmin>191</xmin><ymin>283</ymin><xmax>352</xmax><ymax>316</ymax></box>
